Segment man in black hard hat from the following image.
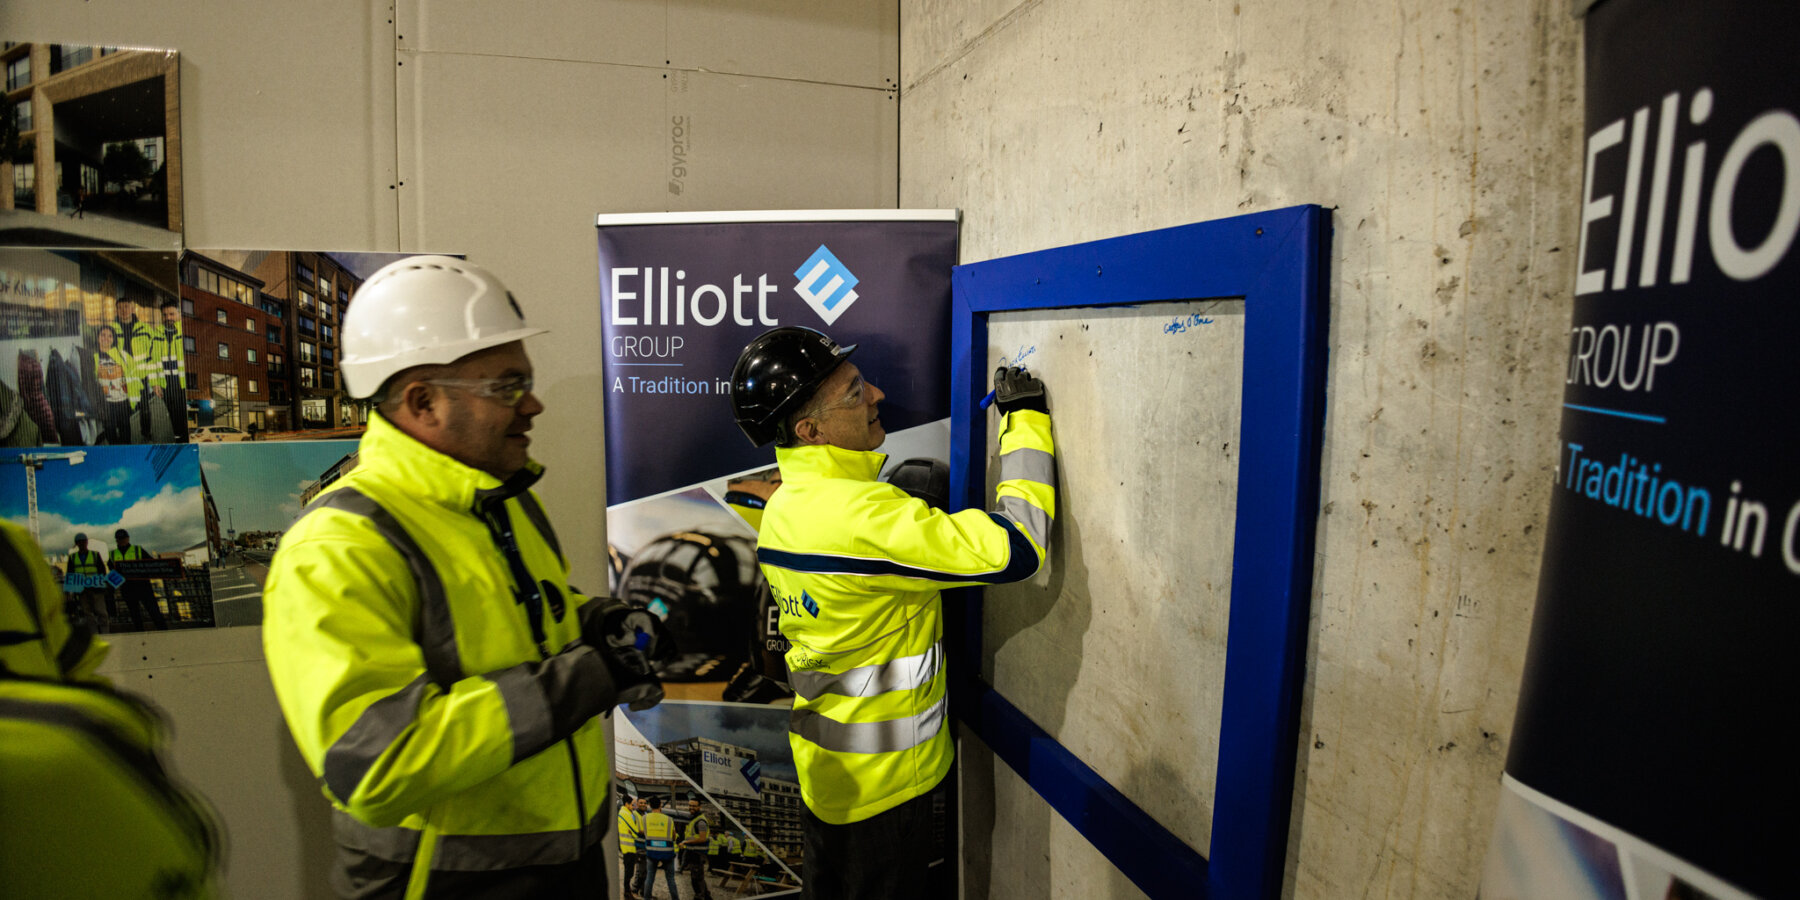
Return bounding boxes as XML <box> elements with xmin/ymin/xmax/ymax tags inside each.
<box><xmin>729</xmin><ymin>325</ymin><xmax>1057</xmax><ymax>900</ymax></box>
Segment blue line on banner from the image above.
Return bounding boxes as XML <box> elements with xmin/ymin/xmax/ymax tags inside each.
<box><xmin>613</xmin><ymin>363</ymin><xmax>686</xmax><ymax>367</ymax></box>
<box><xmin>1563</xmin><ymin>403</ymin><xmax>1666</xmax><ymax>424</ymax></box>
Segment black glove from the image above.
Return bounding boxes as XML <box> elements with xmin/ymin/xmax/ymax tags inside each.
<box><xmin>581</xmin><ymin>600</ymin><xmax>677</xmax><ymax>663</ymax></box>
<box><xmin>993</xmin><ymin>366</ymin><xmax>1048</xmax><ymax>415</ymax></box>
<box><xmin>579</xmin><ymin>599</ymin><xmax>674</xmax><ymax>712</ymax></box>
<box><xmin>599</xmin><ymin>643</ymin><xmax>665</xmax><ymax>712</ymax></box>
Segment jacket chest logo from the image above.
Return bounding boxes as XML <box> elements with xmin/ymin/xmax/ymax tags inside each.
<box><xmin>774</xmin><ymin>587</ymin><xmax>819</xmax><ymax>618</ymax></box>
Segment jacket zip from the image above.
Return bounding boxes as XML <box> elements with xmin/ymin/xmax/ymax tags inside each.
<box><xmin>480</xmin><ymin>496</ymin><xmax>591</xmax><ymax>852</ymax></box>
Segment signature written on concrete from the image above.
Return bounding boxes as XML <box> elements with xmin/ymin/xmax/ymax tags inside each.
<box><xmin>1164</xmin><ymin>314</ymin><xmax>1215</xmax><ymax>334</ymax></box>
<box><xmin>998</xmin><ymin>344</ymin><xmax>1037</xmax><ymax>368</ymax></box>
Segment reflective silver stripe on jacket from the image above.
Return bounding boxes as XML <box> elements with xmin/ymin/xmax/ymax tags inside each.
<box><xmin>301</xmin><ymin>488</ymin><xmax>464</xmax><ymax>688</ymax></box>
<box><xmin>995</xmin><ymin>447</ymin><xmax>1054</xmax><ymax>549</ymax></box>
<box><xmin>996</xmin><ymin>495</ymin><xmax>1052</xmax><ymax>551</ymax></box>
<box><xmin>332</xmin><ymin>808</ymin><xmax>609</xmax><ymax>870</ymax></box>
<box><xmin>998</xmin><ymin>446</ymin><xmax>1054</xmax><ymax>489</ymax></box>
<box><xmin>487</xmin><ymin>661</ymin><xmax>554</xmax><ymax>766</ymax></box>
<box><xmin>322</xmin><ymin>673</ymin><xmax>434</xmax><ymax>804</ymax></box>
<box><xmin>789</xmin><ymin>690</ymin><xmax>948</xmax><ymax>754</ymax></box>
<box><xmin>788</xmin><ymin>641</ymin><xmax>943</xmax><ymax>701</ymax></box>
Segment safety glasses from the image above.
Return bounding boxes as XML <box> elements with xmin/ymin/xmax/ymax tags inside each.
<box><xmin>425</xmin><ymin>374</ymin><xmax>534</xmax><ymax>407</ymax></box>
<box><xmin>802</xmin><ymin>374</ymin><xmax>866</xmax><ymax>419</ymax></box>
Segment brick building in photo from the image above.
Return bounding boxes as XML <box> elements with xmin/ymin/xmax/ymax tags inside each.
<box><xmin>180</xmin><ymin>250</ymin><xmax>368</xmax><ymax>434</ymax></box>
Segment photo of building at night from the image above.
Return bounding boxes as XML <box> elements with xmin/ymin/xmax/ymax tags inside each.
<box><xmin>2</xmin><ymin>41</ymin><xmax>182</xmax><ymax>249</ymax></box>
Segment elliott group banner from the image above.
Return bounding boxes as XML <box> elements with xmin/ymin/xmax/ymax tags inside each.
<box><xmin>1482</xmin><ymin>2</ymin><xmax>1793</xmax><ymax>899</ymax></box>
<box><xmin>597</xmin><ymin>210</ymin><xmax>960</xmax><ymax>891</ymax></box>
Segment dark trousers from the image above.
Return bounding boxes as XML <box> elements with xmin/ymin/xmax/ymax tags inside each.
<box><xmin>103</xmin><ymin>400</ymin><xmax>131</xmax><ymax>444</ymax></box>
<box><xmin>801</xmin><ymin>781</ymin><xmax>949</xmax><ymax>900</ymax></box>
<box><xmin>162</xmin><ymin>377</ymin><xmax>187</xmax><ymax>441</ymax></box>
<box><xmin>681</xmin><ymin>850</ymin><xmax>711</xmax><ymax>900</ymax></box>
<box><xmin>138</xmin><ymin>382</ymin><xmax>155</xmax><ymax>439</ymax></box>
<box><xmin>114</xmin><ymin>585</ymin><xmax>168</xmax><ymax>631</ymax></box>
<box><xmin>621</xmin><ymin>852</ymin><xmax>642</xmax><ymax>896</ymax></box>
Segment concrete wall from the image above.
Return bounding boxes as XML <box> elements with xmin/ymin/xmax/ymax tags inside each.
<box><xmin>1</xmin><ymin>3</ymin><xmax>897</xmax><ymax>898</ymax></box>
<box><xmin>899</xmin><ymin>1</ymin><xmax>1583</xmax><ymax>897</ymax></box>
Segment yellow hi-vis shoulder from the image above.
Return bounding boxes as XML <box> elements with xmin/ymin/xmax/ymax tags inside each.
<box><xmin>1</xmin><ymin>523</ymin><xmax>104</xmax><ymax>681</ymax></box>
<box><xmin>2</xmin><ymin>521</ymin><xmax>221</xmax><ymax>898</ymax></box>
<box><xmin>758</xmin><ymin>409</ymin><xmax>1055</xmax><ymax>825</ymax></box>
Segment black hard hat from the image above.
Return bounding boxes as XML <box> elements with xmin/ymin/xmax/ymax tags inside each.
<box><xmin>730</xmin><ymin>326</ymin><xmax>855</xmax><ymax>446</ymax></box>
<box><xmin>74</xmin><ymin>532</ymin><xmax>88</xmax><ymax>542</ymax></box>
<box><xmin>884</xmin><ymin>457</ymin><xmax>952</xmax><ymax>511</ymax></box>
<box><xmin>114</xmin><ymin>528</ymin><xmax>129</xmax><ymax>539</ymax></box>
<box><xmin>617</xmin><ymin>531</ymin><xmax>762</xmax><ymax>681</ymax></box>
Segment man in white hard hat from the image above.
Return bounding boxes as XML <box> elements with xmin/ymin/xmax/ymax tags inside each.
<box><xmin>263</xmin><ymin>256</ymin><xmax>672</xmax><ymax>899</ymax></box>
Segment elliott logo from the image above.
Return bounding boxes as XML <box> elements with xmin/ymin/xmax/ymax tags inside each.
<box><xmin>794</xmin><ymin>245</ymin><xmax>860</xmax><ymax>326</ymax></box>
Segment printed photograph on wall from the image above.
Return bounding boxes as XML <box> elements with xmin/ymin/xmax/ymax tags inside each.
<box><xmin>1</xmin><ymin>442</ymin><xmax>210</xmax><ymax>633</ymax></box>
<box><xmin>198</xmin><ymin>439</ymin><xmax>360</xmax><ymax>627</ymax></box>
<box><xmin>1</xmin><ymin>248</ymin><xmax>186</xmax><ymax>446</ymax></box>
<box><xmin>1</xmin><ymin>42</ymin><xmax>183</xmax><ymax>250</ymax></box>
<box><xmin>179</xmin><ymin>249</ymin><xmax>451</xmax><ymax>440</ymax></box>
<box><xmin>616</xmin><ymin>702</ymin><xmax>803</xmax><ymax>898</ymax></box>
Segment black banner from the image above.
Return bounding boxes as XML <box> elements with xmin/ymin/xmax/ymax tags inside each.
<box><xmin>109</xmin><ymin>557</ymin><xmax>184</xmax><ymax>581</ymax></box>
<box><xmin>1495</xmin><ymin>1</ymin><xmax>1796</xmax><ymax>897</ymax></box>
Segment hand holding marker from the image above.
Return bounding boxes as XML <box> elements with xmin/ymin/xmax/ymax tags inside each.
<box><xmin>988</xmin><ymin>365</ymin><xmax>1048</xmax><ymax>414</ymax></box>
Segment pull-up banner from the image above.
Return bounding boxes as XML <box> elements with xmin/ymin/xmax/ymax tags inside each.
<box><xmin>596</xmin><ymin>211</ymin><xmax>959</xmax><ymax>888</ymax></box>
<box><xmin>598</xmin><ymin>212</ymin><xmax>960</xmax><ymax>504</ymax></box>
<box><xmin>1482</xmin><ymin>2</ymin><xmax>1792</xmax><ymax>899</ymax></box>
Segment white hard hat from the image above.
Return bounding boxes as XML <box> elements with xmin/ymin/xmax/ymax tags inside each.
<box><xmin>340</xmin><ymin>255</ymin><xmax>547</xmax><ymax>399</ymax></box>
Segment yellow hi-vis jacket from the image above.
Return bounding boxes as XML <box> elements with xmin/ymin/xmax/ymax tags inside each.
<box><xmin>1</xmin><ymin>520</ymin><xmax>221</xmax><ymax>899</ymax></box>
<box><xmin>758</xmin><ymin>408</ymin><xmax>1055</xmax><ymax>825</ymax></box>
<box><xmin>114</xmin><ymin>316</ymin><xmax>157</xmax><ymax>387</ymax></box>
<box><xmin>642</xmin><ymin>810</ymin><xmax>678</xmax><ymax>860</ymax></box>
<box><xmin>682</xmin><ymin>811</ymin><xmax>709</xmax><ymax>850</ymax></box>
<box><xmin>618</xmin><ymin>805</ymin><xmax>644</xmax><ymax>853</ymax></box>
<box><xmin>65</xmin><ymin>547</ymin><xmax>106</xmax><ymax>577</ymax></box>
<box><xmin>264</xmin><ymin>413</ymin><xmax>621</xmax><ymax>899</ymax></box>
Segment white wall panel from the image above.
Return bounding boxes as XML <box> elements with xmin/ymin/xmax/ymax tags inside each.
<box><xmin>1</xmin><ymin>1</ymin><xmax>399</xmax><ymax>251</ymax></box>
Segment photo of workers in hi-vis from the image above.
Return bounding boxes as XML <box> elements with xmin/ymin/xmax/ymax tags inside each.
<box><xmin>1</xmin><ymin>249</ymin><xmax>187</xmax><ymax>447</ymax></box>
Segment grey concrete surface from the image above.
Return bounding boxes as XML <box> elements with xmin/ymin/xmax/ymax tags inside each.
<box><xmin>902</xmin><ymin>1</ymin><xmax>1584</xmax><ymax>898</ymax></box>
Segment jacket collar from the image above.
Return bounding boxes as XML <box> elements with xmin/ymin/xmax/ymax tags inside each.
<box><xmin>360</xmin><ymin>412</ymin><xmax>543</xmax><ymax>511</ymax></box>
<box><xmin>774</xmin><ymin>442</ymin><xmax>888</xmax><ymax>483</ymax></box>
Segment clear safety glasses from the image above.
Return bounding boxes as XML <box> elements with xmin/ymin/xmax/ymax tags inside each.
<box><xmin>425</xmin><ymin>374</ymin><xmax>534</xmax><ymax>407</ymax></box>
<box><xmin>802</xmin><ymin>374</ymin><xmax>866</xmax><ymax>419</ymax></box>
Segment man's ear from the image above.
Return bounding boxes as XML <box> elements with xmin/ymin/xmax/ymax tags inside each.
<box><xmin>792</xmin><ymin>415</ymin><xmax>821</xmax><ymax>446</ymax></box>
<box><xmin>398</xmin><ymin>380</ymin><xmax>440</xmax><ymax>425</ymax></box>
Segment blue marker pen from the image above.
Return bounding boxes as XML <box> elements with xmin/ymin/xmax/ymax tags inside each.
<box><xmin>980</xmin><ymin>389</ymin><xmax>996</xmax><ymax>410</ymax></box>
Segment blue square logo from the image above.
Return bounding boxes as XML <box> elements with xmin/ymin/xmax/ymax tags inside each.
<box><xmin>794</xmin><ymin>245</ymin><xmax>861</xmax><ymax>326</ymax></box>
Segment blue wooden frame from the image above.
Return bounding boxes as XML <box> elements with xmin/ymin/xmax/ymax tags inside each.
<box><xmin>947</xmin><ymin>205</ymin><xmax>1330</xmax><ymax>900</ymax></box>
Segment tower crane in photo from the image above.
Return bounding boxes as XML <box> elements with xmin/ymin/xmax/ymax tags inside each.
<box><xmin>3</xmin><ymin>451</ymin><xmax>86</xmax><ymax>546</ymax></box>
